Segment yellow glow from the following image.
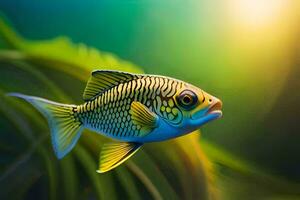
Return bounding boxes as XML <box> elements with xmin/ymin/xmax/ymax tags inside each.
<box><xmin>230</xmin><ymin>0</ymin><xmax>287</xmax><ymax>27</ymax></box>
<box><xmin>224</xmin><ymin>0</ymin><xmax>298</xmax><ymax>118</ymax></box>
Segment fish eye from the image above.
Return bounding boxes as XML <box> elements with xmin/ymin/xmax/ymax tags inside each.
<box><xmin>177</xmin><ymin>90</ymin><xmax>198</xmax><ymax>110</ymax></box>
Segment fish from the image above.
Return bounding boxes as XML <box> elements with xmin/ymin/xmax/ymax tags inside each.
<box><xmin>8</xmin><ymin>70</ymin><xmax>223</xmax><ymax>173</ymax></box>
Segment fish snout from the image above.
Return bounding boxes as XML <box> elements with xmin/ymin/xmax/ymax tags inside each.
<box><xmin>206</xmin><ymin>96</ymin><xmax>223</xmax><ymax>118</ymax></box>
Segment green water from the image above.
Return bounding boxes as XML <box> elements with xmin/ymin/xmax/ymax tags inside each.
<box><xmin>0</xmin><ymin>1</ymin><xmax>300</xmax><ymax>199</ymax></box>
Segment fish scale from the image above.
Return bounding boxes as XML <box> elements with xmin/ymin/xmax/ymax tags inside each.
<box><xmin>75</xmin><ymin>76</ymin><xmax>183</xmax><ymax>138</ymax></box>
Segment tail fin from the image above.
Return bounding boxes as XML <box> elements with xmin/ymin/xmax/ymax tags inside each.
<box><xmin>7</xmin><ymin>93</ymin><xmax>83</xmax><ymax>159</ymax></box>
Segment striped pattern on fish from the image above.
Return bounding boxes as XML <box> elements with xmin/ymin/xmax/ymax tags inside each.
<box><xmin>75</xmin><ymin>75</ymin><xmax>183</xmax><ymax>139</ymax></box>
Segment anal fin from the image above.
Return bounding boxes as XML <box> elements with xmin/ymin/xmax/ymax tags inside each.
<box><xmin>97</xmin><ymin>142</ymin><xmax>142</xmax><ymax>173</ymax></box>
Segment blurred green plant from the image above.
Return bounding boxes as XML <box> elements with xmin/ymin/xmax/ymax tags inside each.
<box><xmin>0</xmin><ymin>17</ymin><xmax>299</xmax><ymax>200</ymax></box>
<box><xmin>0</xmin><ymin>18</ymin><xmax>215</xmax><ymax>200</ymax></box>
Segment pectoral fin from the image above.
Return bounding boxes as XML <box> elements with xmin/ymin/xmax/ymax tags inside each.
<box><xmin>97</xmin><ymin>142</ymin><xmax>142</xmax><ymax>173</ymax></box>
<box><xmin>130</xmin><ymin>101</ymin><xmax>158</xmax><ymax>136</ymax></box>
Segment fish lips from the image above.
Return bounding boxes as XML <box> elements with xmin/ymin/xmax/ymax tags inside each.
<box><xmin>191</xmin><ymin>101</ymin><xmax>223</xmax><ymax>125</ymax></box>
<box><xmin>206</xmin><ymin>101</ymin><xmax>223</xmax><ymax>119</ymax></box>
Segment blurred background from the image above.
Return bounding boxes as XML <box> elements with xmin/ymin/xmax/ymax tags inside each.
<box><xmin>0</xmin><ymin>0</ymin><xmax>300</xmax><ymax>199</ymax></box>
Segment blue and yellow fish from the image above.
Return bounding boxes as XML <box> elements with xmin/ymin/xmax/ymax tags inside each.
<box><xmin>9</xmin><ymin>70</ymin><xmax>222</xmax><ymax>173</ymax></box>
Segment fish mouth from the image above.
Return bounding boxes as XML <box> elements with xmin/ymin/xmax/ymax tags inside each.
<box><xmin>190</xmin><ymin>99</ymin><xmax>223</xmax><ymax>127</ymax></box>
<box><xmin>190</xmin><ymin>99</ymin><xmax>223</xmax><ymax>123</ymax></box>
<box><xmin>205</xmin><ymin>101</ymin><xmax>223</xmax><ymax>118</ymax></box>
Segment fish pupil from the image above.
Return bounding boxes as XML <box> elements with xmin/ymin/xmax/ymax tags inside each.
<box><xmin>183</xmin><ymin>95</ymin><xmax>191</xmax><ymax>105</ymax></box>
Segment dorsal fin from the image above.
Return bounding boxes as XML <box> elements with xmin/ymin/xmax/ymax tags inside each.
<box><xmin>83</xmin><ymin>70</ymin><xmax>139</xmax><ymax>101</ymax></box>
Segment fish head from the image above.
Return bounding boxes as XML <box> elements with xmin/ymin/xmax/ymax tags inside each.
<box><xmin>173</xmin><ymin>83</ymin><xmax>223</xmax><ymax>129</ymax></box>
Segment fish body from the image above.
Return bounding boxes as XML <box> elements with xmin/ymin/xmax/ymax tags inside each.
<box><xmin>9</xmin><ymin>70</ymin><xmax>222</xmax><ymax>173</ymax></box>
